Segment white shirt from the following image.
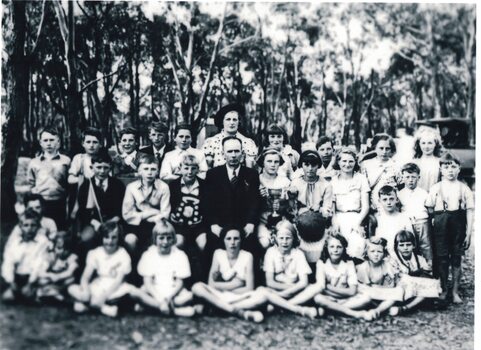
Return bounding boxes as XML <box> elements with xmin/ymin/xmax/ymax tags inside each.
<box><xmin>375</xmin><ymin>212</ymin><xmax>414</xmax><ymax>257</ymax></box>
<box><xmin>226</xmin><ymin>165</ymin><xmax>240</xmax><ymax>181</ymax></box>
<box><xmin>263</xmin><ymin>247</ymin><xmax>311</xmax><ymax>283</ymax></box>
<box><xmin>120</xmin><ymin>150</ymin><xmax>138</xmax><ymax>168</ymax></box>
<box><xmin>85</xmin><ymin>246</ymin><xmax>131</xmax><ymax>280</ymax></box>
<box><xmin>160</xmin><ymin>147</ymin><xmax>208</xmax><ymax>181</ymax></box>
<box><xmin>398</xmin><ymin>187</ymin><xmax>429</xmax><ymax>221</ymax></box>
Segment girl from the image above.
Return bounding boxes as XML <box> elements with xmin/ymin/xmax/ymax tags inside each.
<box><xmin>355</xmin><ymin>237</ymin><xmax>400</xmax><ymax>320</ymax></box>
<box><xmin>361</xmin><ymin>133</ymin><xmax>401</xmax><ymax>211</ymax></box>
<box><xmin>289</xmin><ymin>151</ymin><xmax>333</xmax><ymax>217</ymax></box>
<box><xmin>287</xmin><ymin>232</ymin><xmax>369</xmax><ymax>319</ymax></box>
<box><xmin>263</xmin><ymin>124</ymin><xmax>300</xmax><ymax>179</ymax></box>
<box><xmin>292</xmin><ymin>136</ymin><xmax>336</xmax><ymax>181</ymax></box>
<box><xmin>191</xmin><ymin>227</ymin><xmax>265</xmax><ymax>322</ymax></box>
<box><xmin>331</xmin><ymin>148</ymin><xmax>370</xmax><ymax>259</ymax></box>
<box><xmin>413</xmin><ymin>127</ymin><xmax>443</xmax><ymax>192</ymax></box>
<box><xmin>257</xmin><ymin>148</ymin><xmax>292</xmax><ymax>248</ymax></box>
<box><xmin>134</xmin><ymin>219</ymin><xmax>200</xmax><ymax>317</ymax></box>
<box><xmin>34</xmin><ymin>232</ymin><xmax>78</xmax><ymax>302</ymax></box>
<box><xmin>388</xmin><ymin>230</ymin><xmax>440</xmax><ymax>316</ymax></box>
<box><xmin>68</xmin><ymin>219</ymin><xmax>138</xmax><ymax>317</ymax></box>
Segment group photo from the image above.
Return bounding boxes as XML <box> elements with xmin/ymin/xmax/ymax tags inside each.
<box><xmin>0</xmin><ymin>1</ymin><xmax>477</xmax><ymax>349</ymax></box>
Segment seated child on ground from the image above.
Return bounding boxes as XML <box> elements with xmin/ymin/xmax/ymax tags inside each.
<box><xmin>68</xmin><ymin>219</ymin><xmax>139</xmax><ymax>317</ymax></box>
<box><xmin>1</xmin><ymin>209</ymin><xmax>49</xmax><ymax>302</ymax></box>
<box><xmin>133</xmin><ymin>219</ymin><xmax>201</xmax><ymax>317</ymax></box>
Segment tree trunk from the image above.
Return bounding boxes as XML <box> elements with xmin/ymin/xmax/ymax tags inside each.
<box><xmin>1</xmin><ymin>0</ymin><xmax>29</xmax><ymax>221</ymax></box>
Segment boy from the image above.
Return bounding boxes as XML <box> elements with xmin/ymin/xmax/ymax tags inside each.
<box><xmin>112</xmin><ymin>127</ymin><xmax>144</xmax><ymax>185</ymax></box>
<box><xmin>68</xmin><ymin>127</ymin><xmax>102</xmax><ymax>184</ymax></box>
<box><xmin>425</xmin><ymin>153</ymin><xmax>474</xmax><ymax>303</ymax></box>
<box><xmin>122</xmin><ymin>154</ymin><xmax>171</xmax><ymax>253</ymax></box>
<box><xmin>160</xmin><ymin>124</ymin><xmax>208</xmax><ymax>182</ymax></box>
<box><xmin>1</xmin><ymin>209</ymin><xmax>49</xmax><ymax>302</ymax></box>
<box><xmin>27</xmin><ymin>126</ymin><xmax>71</xmax><ymax>229</ymax></box>
<box><xmin>398</xmin><ymin>163</ymin><xmax>433</xmax><ymax>265</ymax></box>
<box><xmin>13</xmin><ymin>193</ymin><xmax>58</xmax><ymax>240</ymax></box>
<box><xmin>373</xmin><ymin>185</ymin><xmax>415</xmax><ymax>258</ymax></box>
<box><xmin>139</xmin><ymin>121</ymin><xmax>171</xmax><ymax>166</ymax></box>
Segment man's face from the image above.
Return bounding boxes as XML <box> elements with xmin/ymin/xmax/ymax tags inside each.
<box><xmin>120</xmin><ymin>133</ymin><xmax>137</xmax><ymax>154</ymax></box>
<box><xmin>92</xmin><ymin>162</ymin><xmax>111</xmax><ymax>181</ymax></box>
<box><xmin>20</xmin><ymin>218</ymin><xmax>39</xmax><ymax>241</ymax></box>
<box><xmin>223</xmin><ymin>139</ymin><xmax>243</xmax><ymax>167</ymax></box>
<box><xmin>149</xmin><ymin>129</ymin><xmax>166</xmax><ymax>149</ymax></box>
<box><xmin>175</xmin><ymin>129</ymin><xmax>192</xmax><ymax>150</ymax></box>
<box><xmin>138</xmin><ymin>163</ymin><xmax>159</xmax><ymax>183</ymax></box>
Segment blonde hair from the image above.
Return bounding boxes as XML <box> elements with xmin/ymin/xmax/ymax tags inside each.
<box><xmin>181</xmin><ymin>153</ymin><xmax>200</xmax><ymax>167</ymax></box>
<box><xmin>275</xmin><ymin>220</ymin><xmax>300</xmax><ymax>248</ymax></box>
<box><xmin>413</xmin><ymin>127</ymin><xmax>443</xmax><ymax>158</ymax></box>
<box><xmin>151</xmin><ymin>218</ymin><xmax>177</xmax><ymax>244</ymax></box>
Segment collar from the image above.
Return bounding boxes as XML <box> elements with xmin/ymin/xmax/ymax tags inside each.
<box><xmin>153</xmin><ymin>145</ymin><xmax>166</xmax><ymax>155</ymax></box>
<box><xmin>137</xmin><ymin>178</ymin><xmax>160</xmax><ymax>190</ymax></box>
<box><xmin>226</xmin><ymin>164</ymin><xmax>241</xmax><ymax>177</ymax></box>
<box><xmin>40</xmin><ymin>152</ymin><xmax>61</xmax><ymax>161</ymax></box>
<box><xmin>181</xmin><ymin>177</ymin><xmax>199</xmax><ymax>190</ymax></box>
<box><xmin>120</xmin><ymin>150</ymin><xmax>137</xmax><ymax>159</ymax></box>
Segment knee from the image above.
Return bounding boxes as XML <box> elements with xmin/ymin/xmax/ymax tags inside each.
<box><xmin>124</xmin><ymin>233</ymin><xmax>138</xmax><ymax>251</ymax></box>
<box><xmin>196</xmin><ymin>234</ymin><xmax>207</xmax><ymax>251</ymax></box>
<box><xmin>191</xmin><ymin>282</ymin><xmax>205</xmax><ymax>296</ymax></box>
<box><xmin>79</xmin><ymin>225</ymin><xmax>96</xmax><ymax>243</ymax></box>
<box><xmin>313</xmin><ymin>294</ymin><xmax>324</xmax><ymax>305</ymax></box>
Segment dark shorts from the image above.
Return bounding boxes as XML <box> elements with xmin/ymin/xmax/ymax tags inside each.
<box><xmin>432</xmin><ymin>210</ymin><xmax>466</xmax><ymax>257</ymax></box>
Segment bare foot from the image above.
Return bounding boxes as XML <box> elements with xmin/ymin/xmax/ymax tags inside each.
<box><xmin>317</xmin><ymin>307</ymin><xmax>325</xmax><ymax>317</ymax></box>
<box><xmin>242</xmin><ymin>310</ymin><xmax>264</xmax><ymax>323</ymax></box>
<box><xmin>299</xmin><ymin>306</ymin><xmax>317</xmax><ymax>319</ymax></box>
<box><xmin>452</xmin><ymin>292</ymin><xmax>463</xmax><ymax>304</ymax></box>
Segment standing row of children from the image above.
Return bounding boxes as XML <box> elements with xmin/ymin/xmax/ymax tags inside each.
<box><xmin>2</xmin><ymin>110</ymin><xmax>474</xmax><ymax>321</ymax></box>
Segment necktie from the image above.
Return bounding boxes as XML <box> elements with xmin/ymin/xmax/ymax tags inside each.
<box><xmin>231</xmin><ymin>172</ymin><xmax>239</xmax><ymax>187</ymax></box>
<box><xmin>156</xmin><ymin>152</ymin><xmax>162</xmax><ymax>165</ymax></box>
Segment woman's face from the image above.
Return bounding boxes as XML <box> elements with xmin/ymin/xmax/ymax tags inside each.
<box><xmin>367</xmin><ymin>243</ymin><xmax>385</xmax><ymax>265</ymax></box>
<box><xmin>338</xmin><ymin>153</ymin><xmax>356</xmax><ymax>174</ymax></box>
<box><xmin>223</xmin><ymin>112</ymin><xmax>240</xmax><ymax>134</ymax></box>
<box><xmin>268</xmin><ymin>134</ymin><xmax>284</xmax><ymax>150</ymax></box>
<box><xmin>375</xmin><ymin>140</ymin><xmax>392</xmax><ymax>162</ymax></box>
<box><xmin>263</xmin><ymin>153</ymin><xmax>281</xmax><ymax>176</ymax></box>
<box><xmin>327</xmin><ymin>237</ymin><xmax>344</xmax><ymax>263</ymax></box>
<box><xmin>317</xmin><ymin>142</ymin><xmax>333</xmax><ymax>163</ymax></box>
<box><xmin>224</xmin><ymin>230</ymin><xmax>241</xmax><ymax>255</ymax></box>
<box><xmin>419</xmin><ymin>136</ymin><xmax>436</xmax><ymax>156</ymax></box>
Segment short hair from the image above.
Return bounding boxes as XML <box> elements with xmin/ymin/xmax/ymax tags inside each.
<box><xmin>149</xmin><ymin>121</ymin><xmax>169</xmax><ymax>134</ymax></box>
<box><xmin>138</xmin><ymin>153</ymin><xmax>159</xmax><ymax>167</ymax></box>
<box><xmin>298</xmin><ymin>150</ymin><xmax>322</xmax><ymax>168</ymax></box>
<box><xmin>371</xmin><ymin>133</ymin><xmax>396</xmax><ymax>155</ymax></box>
<box><xmin>23</xmin><ymin>192</ymin><xmax>45</xmax><ymax>207</ymax></box>
<box><xmin>53</xmin><ymin>231</ymin><xmax>73</xmax><ymax>253</ymax></box>
<box><xmin>275</xmin><ymin>220</ymin><xmax>300</xmax><ymax>248</ymax></box>
<box><xmin>378</xmin><ymin>185</ymin><xmax>397</xmax><ymax>198</ymax></box>
<box><xmin>413</xmin><ymin>127</ymin><xmax>443</xmax><ymax>158</ymax></box>
<box><xmin>439</xmin><ymin>152</ymin><xmax>461</xmax><ymax>166</ymax></box>
<box><xmin>91</xmin><ymin>148</ymin><xmax>112</xmax><ymax>164</ymax></box>
<box><xmin>332</xmin><ymin>147</ymin><xmax>360</xmax><ymax>172</ymax></box>
<box><xmin>174</xmin><ymin>124</ymin><xmax>192</xmax><ymax>136</ymax></box>
<box><xmin>264</xmin><ymin>124</ymin><xmax>288</xmax><ymax>146</ymax></box>
<box><xmin>98</xmin><ymin>217</ymin><xmax>123</xmax><ymax>239</ymax></box>
<box><xmin>363</xmin><ymin>236</ymin><xmax>389</xmax><ymax>259</ymax></box>
<box><xmin>119</xmin><ymin>127</ymin><xmax>138</xmax><ymax>141</ymax></box>
<box><xmin>83</xmin><ymin>127</ymin><xmax>102</xmax><ymax>143</ymax></box>
<box><xmin>39</xmin><ymin>126</ymin><xmax>60</xmax><ymax>138</ymax></box>
<box><xmin>401</xmin><ymin>162</ymin><xmax>420</xmax><ymax>175</ymax></box>
<box><xmin>320</xmin><ymin>230</ymin><xmax>350</xmax><ymax>262</ymax></box>
<box><xmin>181</xmin><ymin>153</ymin><xmax>200</xmax><ymax>168</ymax></box>
<box><xmin>151</xmin><ymin>218</ymin><xmax>176</xmax><ymax>244</ymax></box>
<box><xmin>19</xmin><ymin>207</ymin><xmax>41</xmax><ymax>224</ymax></box>
<box><xmin>316</xmin><ymin>136</ymin><xmax>333</xmax><ymax>150</ymax></box>
<box><xmin>256</xmin><ymin>147</ymin><xmax>285</xmax><ymax>168</ymax></box>
<box><xmin>219</xmin><ymin>226</ymin><xmax>243</xmax><ymax>243</ymax></box>
<box><xmin>222</xmin><ymin>136</ymin><xmax>242</xmax><ymax>149</ymax></box>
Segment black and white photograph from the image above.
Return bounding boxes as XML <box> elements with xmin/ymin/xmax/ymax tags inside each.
<box><xmin>0</xmin><ymin>1</ymin><xmax>477</xmax><ymax>349</ymax></box>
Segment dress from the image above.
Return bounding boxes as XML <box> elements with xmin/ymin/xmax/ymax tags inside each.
<box><xmin>316</xmin><ymin>259</ymin><xmax>358</xmax><ymax>298</ymax></box>
<box><xmin>414</xmin><ymin>157</ymin><xmax>440</xmax><ymax>192</ymax></box>
<box><xmin>361</xmin><ymin>158</ymin><xmax>400</xmax><ymax>211</ymax></box>
<box><xmin>263</xmin><ymin>246</ymin><xmax>311</xmax><ymax>284</ymax></box>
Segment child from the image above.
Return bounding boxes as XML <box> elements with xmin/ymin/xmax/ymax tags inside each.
<box><xmin>257</xmin><ymin>147</ymin><xmax>292</xmax><ymax>248</ymax></box>
<box><xmin>34</xmin><ymin>232</ymin><xmax>78</xmax><ymax>302</ymax></box>
<box><xmin>134</xmin><ymin>220</ymin><xmax>200</xmax><ymax>317</ymax></box>
<box><xmin>263</xmin><ymin>124</ymin><xmax>299</xmax><ymax>179</ymax></box>
<box><xmin>112</xmin><ymin>127</ymin><xmax>144</xmax><ymax>185</ymax></box>
<box><xmin>425</xmin><ymin>152</ymin><xmax>474</xmax><ymax>303</ymax></box>
<box><xmin>331</xmin><ymin>148</ymin><xmax>370</xmax><ymax>259</ymax></box>
<box><xmin>68</xmin><ymin>127</ymin><xmax>102</xmax><ymax>185</ymax></box>
<box><xmin>388</xmin><ymin>230</ymin><xmax>439</xmax><ymax>316</ymax></box>
<box><xmin>355</xmin><ymin>237</ymin><xmax>399</xmax><ymax>320</ymax></box>
<box><xmin>289</xmin><ymin>151</ymin><xmax>333</xmax><ymax>217</ymax></box>
<box><xmin>1</xmin><ymin>209</ymin><xmax>49</xmax><ymax>302</ymax></box>
<box><xmin>160</xmin><ymin>124</ymin><xmax>208</xmax><ymax>182</ymax></box>
<box><xmin>361</xmin><ymin>133</ymin><xmax>400</xmax><ymax>211</ymax></box>
<box><xmin>191</xmin><ymin>227</ymin><xmax>265</xmax><ymax>322</ymax></box>
<box><xmin>122</xmin><ymin>154</ymin><xmax>171</xmax><ymax>253</ymax></box>
<box><xmin>68</xmin><ymin>219</ymin><xmax>138</xmax><ymax>317</ymax></box>
<box><xmin>413</xmin><ymin>127</ymin><xmax>442</xmax><ymax>192</ymax></box>
<box><xmin>27</xmin><ymin>126</ymin><xmax>71</xmax><ymax>228</ymax></box>
<box><xmin>398</xmin><ymin>163</ymin><xmax>433</xmax><ymax>265</ymax></box>
<box><xmin>139</xmin><ymin>121</ymin><xmax>171</xmax><ymax>165</ymax></box>
<box><xmin>292</xmin><ymin>136</ymin><xmax>336</xmax><ymax>181</ymax></box>
<box><xmin>373</xmin><ymin>185</ymin><xmax>415</xmax><ymax>258</ymax></box>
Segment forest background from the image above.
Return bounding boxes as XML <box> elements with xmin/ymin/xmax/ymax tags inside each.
<box><xmin>0</xmin><ymin>1</ymin><xmax>476</xmax><ymax>221</ymax></box>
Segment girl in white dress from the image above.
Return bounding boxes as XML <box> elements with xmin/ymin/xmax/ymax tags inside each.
<box><xmin>413</xmin><ymin>127</ymin><xmax>443</xmax><ymax>192</ymax></box>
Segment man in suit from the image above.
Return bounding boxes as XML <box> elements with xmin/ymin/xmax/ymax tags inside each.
<box><xmin>139</xmin><ymin>121</ymin><xmax>172</xmax><ymax>167</ymax></box>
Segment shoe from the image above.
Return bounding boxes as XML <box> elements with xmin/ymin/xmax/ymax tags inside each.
<box><xmin>100</xmin><ymin>304</ymin><xmax>118</xmax><ymax>317</ymax></box>
<box><xmin>73</xmin><ymin>302</ymin><xmax>88</xmax><ymax>313</ymax></box>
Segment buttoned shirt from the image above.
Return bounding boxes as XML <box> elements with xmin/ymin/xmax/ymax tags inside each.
<box><xmin>160</xmin><ymin>147</ymin><xmax>208</xmax><ymax>181</ymax></box>
<box><xmin>180</xmin><ymin>178</ymin><xmax>200</xmax><ymax>196</ymax></box>
<box><xmin>398</xmin><ymin>187</ymin><xmax>429</xmax><ymax>221</ymax></box>
<box><xmin>27</xmin><ymin>153</ymin><xmax>71</xmax><ymax>200</ymax></box>
<box><xmin>226</xmin><ymin>165</ymin><xmax>240</xmax><ymax>182</ymax></box>
<box><xmin>69</xmin><ymin>153</ymin><xmax>94</xmax><ymax>180</ymax></box>
<box><xmin>202</xmin><ymin>130</ymin><xmax>258</xmax><ymax>167</ymax></box>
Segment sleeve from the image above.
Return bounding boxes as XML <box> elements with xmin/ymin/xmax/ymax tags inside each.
<box><xmin>424</xmin><ymin>185</ymin><xmax>438</xmax><ymax>208</ymax></box>
<box><xmin>321</xmin><ymin>182</ymin><xmax>333</xmax><ymax>213</ymax></box>
<box><xmin>119</xmin><ymin>249</ymin><xmax>132</xmax><ymax>276</ymax></box>
<box><xmin>244</xmin><ymin>139</ymin><xmax>258</xmax><ymax>158</ymax></box>
<box><xmin>197</xmin><ymin>152</ymin><xmax>209</xmax><ymax>179</ymax></box>
<box><xmin>122</xmin><ymin>184</ymin><xmax>143</xmax><ymax>226</ymax></box>
<box><xmin>203</xmin><ymin>170</ymin><xmax>219</xmax><ymax>226</ymax></box>
<box><xmin>159</xmin><ymin>154</ymin><xmax>174</xmax><ymax>181</ymax></box>
<box><xmin>1</xmin><ymin>242</ymin><xmax>17</xmax><ymax>284</ymax></box>
<box><xmin>356</xmin><ymin>262</ymin><xmax>369</xmax><ymax>284</ymax></box>
<box><xmin>263</xmin><ymin>248</ymin><xmax>276</xmax><ymax>273</ymax></box>
<box><xmin>202</xmin><ymin>137</ymin><xmax>214</xmax><ymax>156</ymax></box>
<box><xmin>245</xmin><ymin>171</ymin><xmax>261</xmax><ymax>225</ymax></box>
<box><xmin>85</xmin><ymin>250</ymin><xmax>98</xmax><ymax>272</ymax></box>
<box><xmin>27</xmin><ymin>159</ymin><xmax>36</xmax><ymax>189</ymax></box>
<box><xmin>158</xmin><ymin>182</ymin><xmax>171</xmax><ymax>219</ymax></box>
<box><xmin>68</xmin><ymin>154</ymin><xmax>82</xmax><ymax>176</ymax></box>
<box><xmin>346</xmin><ymin>261</ymin><xmax>358</xmax><ymax>286</ymax></box>
<box><xmin>175</xmin><ymin>250</ymin><xmax>191</xmax><ymax>280</ymax></box>
<box><xmin>295</xmin><ymin>250</ymin><xmax>312</xmax><ymax>276</ymax></box>
<box><xmin>360</xmin><ymin>173</ymin><xmax>370</xmax><ymax>193</ymax></box>
<box><xmin>462</xmin><ymin>184</ymin><xmax>475</xmax><ymax>210</ymax></box>
<box><xmin>44</xmin><ymin>218</ymin><xmax>58</xmax><ymax>238</ymax></box>
<box><xmin>315</xmin><ymin>260</ymin><xmax>326</xmax><ymax>285</ymax></box>
<box><xmin>137</xmin><ymin>250</ymin><xmax>153</xmax><ymax>277</ymax></box>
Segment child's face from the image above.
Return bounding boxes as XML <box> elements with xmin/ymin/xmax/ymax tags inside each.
<box><xmin>26</xmin><ymin>200</ymin><xmax>43</xmax><ymax>215</ymax></box>
<box><xmin>39</xmin><ymin>132</ymin><xmax>60</xmax><ymax>154</ymax></box>
<box><xmin>223</xmin><ymin>112</ymin><xmax>239</xmax><ymax>134</ymax></box>
<box><xmin>419</xmin><ymin>136</ymin><xmax>435</xmax><ymax>156</ymax></box>
<box><xmin>375</xmin><ymin>140</ymin><xmax>392</xmax><ymax>162</ymax></box>
<box><xmin>327</xmin><ymin>237</ymin><xmax>344</xmax><ymax>263</ymax></box>
<box><xmin>138</xmin><ymin>163</ymin><xmax>159</xmax><ymax>183</ymax></box>
<box><xmin>402</xmin><ymin>172</ymin><xmax>419</xmax><ymax>190</ymax></box>
<box><xmin>120</xmin><ymin>133</ymin><xmax>137</xmax><ymax>154</ymax></box>
<box><xmin>149</xmin><ymin>129</ymin><xmax>166</xmax><ymax>149</ymax></box>
<box><xmin>440</xmin><ymin>162</ymin><xmax>460</xmax><ymax>181</ymax></box>
<box><xmin>224</xmin><ymin>230</ymin><xmax>241</xmax><ymax>255</ymax></box>
<box><xmin>83</xmin><ymin>135</ymin><xmax>100</xmax><ymax>155</ymax></box>
<box><xmin>302</xmin><ymin>162</ymin><xmax>319</xmax><ymax>179</ymax></box>
<box><xmin>20</xmin><ymin>218</ymin><xmax>40</xmax><ymax>241</ymax></box>
<box><xmin>397</xmin><ymin>241</ymin><xmax>414</xmax><ymax>260</ymax></box>
<box><xmin>174</xmin><ymin>129</ymin><xmax>192</xmax><ymax>150</ymax></box>
<box><xmin>92</xmin><ymin>162</ymin><xmax>111</xmax><ymax>180</ymax></box>
<box><xmin>379</xmin><ymin>192</ymin><xmax>398</xmax><ymax>213</ymax></box>
<box><xmin>338</xmin><ymin>153</ymin><xmax>356</xmax><ymax>174</ymax></box>
<box><xmin>317</xmin><ymin>142</ymin><xmax>333</xmax><ymax>163</ymax></box>
<box><xmin>263</xmin><ymin>154</ymin><xmax>281</xmax><ymax>176</ymax></box>
<box><xmin>180</xmin><ymin>163</ymin><xmax>199</xmax><ymax>183</ymax></box>
<box><xmin>367</xmin><ymin>243</ymin><xmax>385</xmax><ymax>265</ymax></box>
<box><xmin>103</xmin><ymin>229</ymin><xmax>119</xmax><ymax>254</ymax></box>
<box><xmin>268</xmin><ymin>134</ymin><xmax>284</xmax><ymax>149</ymax></box>
<box><xmin>276</xmin><ymin>230</ymin><xmax>294</xmax><ymax>254</ymax></box>
<box><xmin>54</xmin><ymin>239</ymin><xmax>69</xmax><ymax>259</ymax></box>
<box><xmin>155</xmin><ymin>231</ymin><xmax>175</xmax><ymax>255</ymax></box>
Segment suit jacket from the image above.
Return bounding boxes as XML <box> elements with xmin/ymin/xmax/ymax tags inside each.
<box><xmin>77</xmin><ymin>176</ymin><xmax>126</xmax><ymax>226</ymax></box>
<box><xmin>139</xmin><ymin>144</ymin><xmax>173</xmax><ymax>167</ymax></box>
<box><xmin>204</xmin><ymin>165</ymin><xmax>260</xmax><ymax>228</ymax></box>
